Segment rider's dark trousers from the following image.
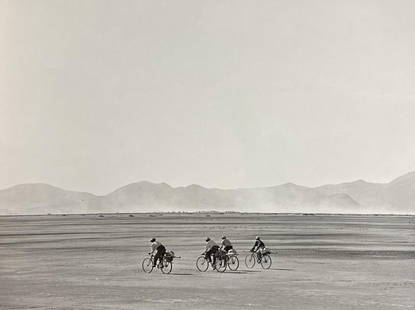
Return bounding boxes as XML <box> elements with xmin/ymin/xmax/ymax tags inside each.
<box><xmin>256</xmin><ymin>246</ymin><xmax>265</xmax><ymax>259</ymax></box>
<box><xmin>205</xmin><ymin>245</ymin><xmax>219</xmax><ymax>265</ymax></box>
<box><xmin>153</xmin><ymin>245</ymin><xmax>166</xmax><ymax>267</ymax></box>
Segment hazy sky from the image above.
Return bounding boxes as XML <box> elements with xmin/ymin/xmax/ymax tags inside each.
<box><xmin>2</xmin><ymin>0</ymin><xmax>415</xmax><ymax>194</ymax></box>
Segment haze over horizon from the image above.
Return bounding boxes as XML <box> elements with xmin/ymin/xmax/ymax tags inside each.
<box><xmin>2</xmin><ymin>170</ymin><xmax>415</xmax><ymax>195</ymax></box>
<box><xmin>2</xmin><ymin>0</ymin><xmax>415</xmax><ymax>195</ymax></box>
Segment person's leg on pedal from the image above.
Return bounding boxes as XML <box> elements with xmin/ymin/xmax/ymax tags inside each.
<box><xmin>205</xmin><ymin>249</ymin><xmax>213</xmax><ymax>266</ymax></box>
<box><xmin>158</xmin><ymin>246</ymin><xmax>166</xmax><ymax>268</ymax></box>
<box><xmin>223</xmin><ymin>246</ymin><xmax>232</xmax><ymax>263</ymax></box>
<box><xmin>212</xmin><ymin>246</ymin><xmax>219</xmax><ymax>269</ymax></box>
<box><xmin>257</xmin><ymin>249</ymin><xmax>262</xmax><ymax>262</ymax></box>
<box><xmin>153</xmin><ymin>251</ymin><xmax>161</xmax><ymax>267</ymax></box>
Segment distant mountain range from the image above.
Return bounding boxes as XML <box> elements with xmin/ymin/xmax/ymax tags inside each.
<box><xmin>1</xmin><ymin>172</ymin><xmax>415</xmax><ymax>215</ymax></box>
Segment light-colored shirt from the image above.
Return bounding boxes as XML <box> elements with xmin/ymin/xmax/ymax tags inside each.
<box><xmin>151</xmin><ymin>241</ymin><xmax>162</xmax><ymax>253</ymax></box>
<box><xmin>221</xmin><ymin>238</ymin><xmax>232</xmax><ymax>247</ymax></box>
<box><xmin>205</xmin><ymin>240</ymin><xmax>218</xmax><ymax>252</ymax></box>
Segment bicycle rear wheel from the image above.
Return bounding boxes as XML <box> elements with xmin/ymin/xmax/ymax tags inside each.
<box><xmin>215</xmin><ymin>258</ymin><xmax>227</xmax><ymax>273</ymax></box>
<box><xmin>161</xmin><ymin>260</ymin><xmax>172</xmax><ymax>274</ymax></box>
<box><xmin>142</xmin><ymin>257</ymin><xmax>154</xmax><ymax>273</ymax></box>
<box><xmin>245</xmin><ymin>253</ymin><xmax>256</xmax><ymax>269</ymax></box>
<box><xmin>196</xmin><ymin>256</ymin><xmax>209</xmax><ymax>272</ymax></box>
<box><xmin>260</xmin><ymin>254</ymin><xmax>272</xmax><ymax>269</ymax></box>
<box><xmin>227</xmin><ymin>255</ymin><xmax>239</xmax><ymax>271</ymax></box>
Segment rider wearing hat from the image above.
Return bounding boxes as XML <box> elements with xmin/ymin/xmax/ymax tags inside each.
<box><xmin>149</xmin><ymin>238</ymin><xmax>166</xmax><ymax>268</ymax></box>
<box><xmin>221</xmin><ymin>235</ymin><xmax>233</xmax><ymax>253</ymax></box>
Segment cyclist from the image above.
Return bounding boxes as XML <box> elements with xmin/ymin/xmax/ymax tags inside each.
<box><xmin>250</xmin><ymin>236</ymin><xmax>266</xmax><ymax>261</ymax></box>
<box><xmin>149</xmin><ymin>238</ymin><xmax>166</xmax><ymax>268</ymax></box>
<box><xmin>204</xmin><ymin>237</ymin><xmax>219</xmax><ymax>269</ymax></box>
<box><xmin>221</xmin><ymin>235</ymin><xmax>233</xmax><ymax>253</ymax></box>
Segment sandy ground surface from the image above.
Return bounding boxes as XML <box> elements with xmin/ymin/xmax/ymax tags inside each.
<box><xmin>0</xmin><ymin>213</ymin><xmax>414</xmax><ymax>310</ymax></box>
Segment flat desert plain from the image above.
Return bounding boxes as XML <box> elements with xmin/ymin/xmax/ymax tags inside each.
<box><xmin>0</xmin><ymin>213</ymin><xmax>414</xmax><ymax>310</ymax></box>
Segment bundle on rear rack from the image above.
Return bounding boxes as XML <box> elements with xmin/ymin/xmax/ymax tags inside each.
<box><xmin>164</xmin><ymin>250</ymin><xmax>175</xmax><ymax>262</ymax></box>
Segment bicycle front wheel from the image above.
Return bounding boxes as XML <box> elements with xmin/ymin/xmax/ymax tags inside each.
<box><xmin>245</xmin><ymin>253</ymin><xmax>256</xmax><ymax>269</ymax></box>
<box><xmin>260</xmin><ymin>254</ymin><xmax>272</xmax><ymax>269</ymax></box>
<box><xmin>142</xmin><ymin>257</ymin><xmax>154</xmax><ymax>273</ymax></box>
<box><xmin>196</xmin><ymin>256</ymin><xmax>209</xmax><ymax>272</ymax></box>
<box><xmin>227</xmin><ymin>255</ymin><xmax>239</xmax><ymax>271</ymax></box>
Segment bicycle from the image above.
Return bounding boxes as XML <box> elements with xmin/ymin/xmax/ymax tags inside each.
<box><xmin>141</xmin><ymin>251</ymin><xmax>176</xmax><ymax>274</ymax></box>
<box><xmin>244</xmin><ymin>249</ymin><xmax>272</xmax><ymax>269</ymax></box>
<box><xmin>196</xmin><ymin>251</ymin><xmax>227</xmax><ymax>273</ymax></box>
